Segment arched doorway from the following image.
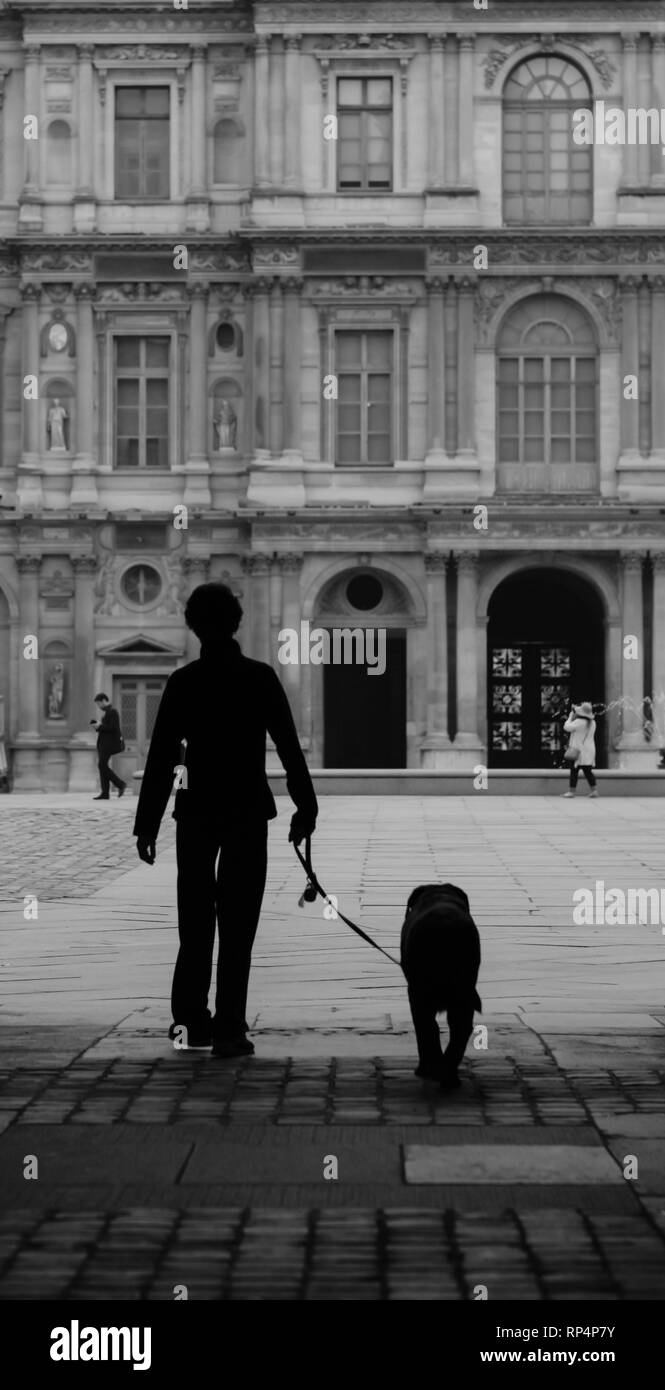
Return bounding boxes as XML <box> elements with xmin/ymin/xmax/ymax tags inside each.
<box><xmin>487</xmin><ymin>568</ymin><xmax>605</xmax><ymax>768</ymax></box>
<box><xmin>316</xmin><ymin>568</ymin><xmax>408</xmax><ymax>768</ymax></box>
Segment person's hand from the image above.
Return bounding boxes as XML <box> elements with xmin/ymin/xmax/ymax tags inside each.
<box><xmin>137</xmin><ymin>836</ymin><xmax>156</xmax><ymax>865</ymax></box>
<box><xmin>289</xmin><ymin>814</ymin><xmax>316</xmax><ymax>848</ymax></box>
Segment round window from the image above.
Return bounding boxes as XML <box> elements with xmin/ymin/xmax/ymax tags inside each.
<box><xmin>121</xmin><ymin>564</ymin><xmax>162</xmax><ymax>607</ymax></box>
<box><xmin>216</xmin><ymin>322</ymin><xmax>235</xmax><ymax>352</ymax></box>
<box><xmin>346</xmin><ymin>574</ymin><xmax>383</xmax><ymax>611</ymax></box>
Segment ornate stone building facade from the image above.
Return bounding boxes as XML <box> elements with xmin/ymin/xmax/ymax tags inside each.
<box><xmin>0</xmin><ymin>0</ymin><xmax>664</xmax><ymax>788</ymax></box>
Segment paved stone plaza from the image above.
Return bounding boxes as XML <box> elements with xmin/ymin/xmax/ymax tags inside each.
<box><xmin>0</xmin><ymin>793</ymin><xmax>664</xmax><ymax>1300</ymax></box>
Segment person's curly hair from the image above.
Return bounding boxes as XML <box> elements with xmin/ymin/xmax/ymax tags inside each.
<box><xmin>184</xmin><ymin>582</ymin><xmax>243</xmax><ymax>641</ymax></box>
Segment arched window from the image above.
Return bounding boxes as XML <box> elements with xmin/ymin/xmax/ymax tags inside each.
<box><xmin>503</xmin><ymin>56</ymin><xmax>592</xmax><ymax>224</ymax></box>
<box><xmin>497</xmin><ymin>295</ymin><xmax>597</xmax><ymax>492</ymax></box>
<box><xmin>46</xmin><ymin>120</ymin><xmax>72</xmax><ymax>185</ymax></box>
<box><xmin>213</xmin><ymin>118</ymin><xmax>240</xmax><ymax>184</ymax></box>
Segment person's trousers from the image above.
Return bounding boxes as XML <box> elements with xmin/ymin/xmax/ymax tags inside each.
<box><xmin>173</xmin><ymin>817</ymin><xmax>268</xmax><ymax>1041</ymax></box>
<box><xmin>569</xmin><ymin>764</ymin><xmax>596</xmax><ymax>790</ymax></box>
<box><xmin>98</xmin><ymin>749</ymin><xmax>124</xmax><ymax>796</ymax></box>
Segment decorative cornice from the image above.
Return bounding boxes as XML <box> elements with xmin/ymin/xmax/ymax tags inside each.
<box><xmin>21</xmin><ymin>8</ymin><xmax>252</xmax><ymax>34</ymax></box>
<box><xmin>424</xmin><ymin>553</ymin><xmax>447</xmax><ymax>574</ymax></box>
<box><xmin>72</xmin><ymin>556</ymin><xmax>98</xmax><ymax>575</ymax></box>
<box><xmin>17</xmin><ymin>555</ymin><xmax>42</xmax><ymax>574</ymax></box>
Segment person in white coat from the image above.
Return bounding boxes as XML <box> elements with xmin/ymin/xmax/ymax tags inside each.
<box><xmin>563</xmin><ymin>701</ymin><xmax>598</xmax><ymax>797</ymax></box>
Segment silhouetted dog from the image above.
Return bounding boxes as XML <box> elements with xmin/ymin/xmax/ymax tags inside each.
<box><xmin>400</xmin><ymin>884</ymin><xmax>481</xmax><ymax>1088</ymax></box>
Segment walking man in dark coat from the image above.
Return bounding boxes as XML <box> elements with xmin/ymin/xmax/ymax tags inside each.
<box><xmin>92</xmin><ymin>693</ymin><xmax>126</xmax><ymax>800</ymax></box>
<box><xmin>132</xmin><ymin>581</ymin><xmax>318</xmax><ymax>1057</ymax></box>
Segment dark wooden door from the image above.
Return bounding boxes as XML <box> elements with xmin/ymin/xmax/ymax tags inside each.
<box><xmin>324</xmin><ymin>630</ymin><xmax>406</xmax><ymax>767</ymax></box>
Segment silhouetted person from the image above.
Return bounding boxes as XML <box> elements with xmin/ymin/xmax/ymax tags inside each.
<box><xmin>133</xmin><ymin>581</ymin><xmax>318</xmax><ymax>1057</ymax></box>
<box><xmin>92</xmin><ymin>693</ymin><xmax>126</xmax><ymax>800</ymax></box>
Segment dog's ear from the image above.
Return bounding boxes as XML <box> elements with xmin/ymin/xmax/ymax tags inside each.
<box><xmin>405</xmin><ymin>885</ymin><xmax>431</xmax><ymax>912</ymax></box>
<box><xmin>441</xmin><ymin>883</ymin><xmax>470</xmax><ymax>912</ymax></box>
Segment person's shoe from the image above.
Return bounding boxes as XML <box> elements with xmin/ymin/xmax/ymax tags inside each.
<box><xmin>563</xmin><ymin>791</ymin><xmax>576</xmax><ymax>798</ymax></box>
<box><xmin>415</xmin><ymin>1059</ymin><xmax>461</xmax><ymax>1089</ymax></box>
<box><xmin>168</xmin><ymin>1022</ymin><xmax>213</xmax><ymax>1049</ymax></box>
<box><xmin>93</xmin><ymin>794</ymin><xmax>109</xmax><ymax>800</ymax></box>
<box><xmin>211</xmin><ymin>1037</ymin><xmax>255</xmax><ymax>1059</ymax></box>
<box><xmin>587</xmin><ymin>790</ymin><xmax>599</xmax><ymax>798</ymax></box>
<box><xmin>117</xmin><ymin>782</ymin><xmax>127</xmax><ymax>798</ymax></box>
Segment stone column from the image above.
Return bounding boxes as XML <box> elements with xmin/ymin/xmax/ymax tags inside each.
<box><xmin>17</xmin><ymin>284</ymin><xmax>43</xmax><ymax>508</ymax></box>
<box><xmin>651</xmin><ymin>553</ymin><xmax>665</xmax><ymax>744</ymax></box>
<box><xmin>183</xmin><ymin>283</ymin><xmax>211</xmax><ymax>505</ymax></box>
<box><xmin>620</xmin><ymin>277</ymin><xmax>640</xmax><ymax>458</ymax></box>
<box><xmin>618</xmin><ymin>552</ymin><xmax>647</xmax><ymax>751</ymax></box>
<box><xmin>270</xmin><ymin>277</ymin><xmax>284</xmax><ymax>455</ymax></box>
<box><xmin>75</xmin><ymin>44</ymin><xmax>95</xmax><ymax>213</ymax></box>
<box><xmin>457</xmin><ymin>276</ymin><xmax>475</xmax><ymax>454</ymax></box>
<box><xmin>16</xmin><ymin>556</ymin><xmax>41</xmax><ymax>739</ymax></box>
<box><xmin>638</xmin><ymin>38</ymin><xmax>652</xmax><ymax>186</ymax></box>
<box><xmin>458</xmin><ymin>35</ymin><xmax>475</xmax><ymax>187</ymax></box>
<box><xmin>68</xmin><ymin>555</ymin><xmax>98</xmax><ymax>790</ymax></box>
<box><xmin>188</xmin><ymin>44</ymin><xmax>207</xmax><ymax>197</ymax></box>
<box><xmin>269</xmin><ymin>36</ymin><xmax>285</xmax><ymax>188</ymax></box>
<box><xmin>421</xmin><ymin>553</ymin><xmax>451</xmax><ymax>762</ymax></box>
<box><xmin>284</xmin><ymin>36</ymin><xmax>302</xmax><ymax>189</ymax></box>
<box><xmin>621</xmin><ymin>34</ymin><xmax>639</xmax><ymax>187</ymax></box>
<box><xmin>252</xmin><ymin>278</ymin><xmax>272</xmax><ymax>455</ymax></box>
<box><xmin>638</xmin><ymin>278</ymin><xmax>651</xmax><ymax>455</ymax></box>
<box><xmin>455</xmin><ymin>553</ymin><xmax>482</xmax><ymax>753</ymax></box>
<box><xmin>254</xmin><ymin>35</ymin><xmax>271</xmax><ymax>188</ymax></box>
<box><xmin>652</xmin><ymin>36</ymin><xmax>665</xmax><ymax>183</ymax></box>
<box><xmin>279</xmin><ymin>553</ymin><xmax>303</xmax><ymax>732</ymax></box>
<box><xmin>246</xmin><ymin>555</ymin><xmax>272</xmax><ymax>663</ymax></box>
<box><xmin>443</xmin><ymin>34</ymin><xmax>458</xmax><ymax>186</ymax></box>
<box><xmin>651</xmin><ymin>277</ymin><xmax>665</xmax><ymax>455</ymax></box>
<box><xmin>183</xmin><ymin>557</ymin><xmax>210</xmax><ymax>663</ymax></box>
<box><xmin>71</xmin><ymin>283</ymin><xmax>99</xmax><ymax>505</ymax></box>
<box><xmin>444</xmin><ymin>278</ymin><xmax>458</xmax><ymax>454</ymax></box>
<box><xmin>425</xmin><ymin>277</ymin><xmax>446</xmax><ymax>458</ymax></box>
<box><xmin>20</xmin><ymin>45</ymin><xmax>42</xmax><ymax>221</ymax></box>
<box><xmin>427</xmin><ymin>36</ymin><xmax>445</xmax><ymax>188</ymax></box>
<box><xmin>282</xmin><ymin>277</ymin><xmax>302</xmax><ymax>461</ymax></box>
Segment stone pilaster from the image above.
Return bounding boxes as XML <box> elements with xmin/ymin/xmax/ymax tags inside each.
<box><xmin>620</xmin><ymin>277</ymin><xmax>640</xmax><ymax>460</ymax></box>
<box><xmin>71</xmin><ymin>284</ymin><xmax>99</xmax><ymax>506</ymax></box>
<box><xmin>651</xmin><ymin>554</ymin><xmax>665</xmax><ymax>746</ymax></box>
<box><xmin>443</xmin><ymin>35</ymin><xmax>458</xmax><ymax>186</ymax></box>
<box><xmin>16</xmin><ymin>555</ymin><xmax>41</xmax><ymax>741</ymax></box>
<box><xmin>254</xmin><ymin>35</ymin><xmax>271</xmax><ymax>188</ymax></box>
<box><xmin>425</xmin><ymin>277</ymin><xmax>445</xmax><ymax>459</ymax></box>
<box><xmin>621</xmin><ymin>34</ymin><xmax>639</xmax><ymax>187</ymax></box>
<box><xmin>183</xmin><ymin>283</ymin><xmax>212</xmax><ymax>507</ymax></box>
<box><xmin>17</xmin><ymin>284</ymin><xmax>43</xmax><ymax>508</ymax></box>
<box><xmin>616</xmin><ymin>552</ymin><xmax>649</xmax><ymax>762</ymax></box>
<box><xmin>651</xmin><ymin>277</ymin><xmax>665</xmax><ymax>457</ymax></box>
<box><xmin>186</xmin><ymin>44</ymin><xmax>209</xmax><ymax>230</ymax></box>
<box><xmin>183</xmin><ymin>557</ymin><xmax>210</xmax><ymax>663</ymax></box>
<box><xmin>427</xmin><ymin>36</ymin><xmax>445</xmax><ymax>189</ymax></box>
<box><xmin>420</xmin><ymin>553</ymin><xmax>451</xmax><ymax>764</ymax></box>
<box><xmin>282</xmin><ymin>277</ymin><xmax>303</xmax><ymax>463</ymax></box>
<box><xmin>269</xmin><ymin>36</ymin><xmax>285</xmax><ymax>188</ymax></box>
<box><xmin>638</xmin><ymin>279</ymin><xmax>651</xmax><ymax>456</ymax></box>
<box><xmin>244</xmin><ymin>554</ymin><xmax>272</xmax><ymax>664</ymax></box>
<box><xmin>444</xmin><ymin>278</ymin><xmax>458</xmax><ymax>455</ymax></box>
<box><xmin>638</xmin><ymin>38</ymin><xmax>651</xmax><ymax>187</ymax></box>
<box><xmin>457</xmin><ymin>277</ymin><xmax>476</xmax><ymax>455</ymax></box>
<box><xmin>251</xmin><ymin>277</ymin><xmax>272</xmax><ymax>456</ymax></box>
<box><xmin>68</xmin><ymin>555</ymin><xmax>98</xmax><ymax>791</ymax></box>
<box><xmin>652</xmin><ymin>36</ymin><xmax>665</xmax><ymax>183</ymax></box>
<box><xmin>284</xmin><ymin>36</ymin><xmax>302</xmax><ymax>188</ymax></box>
<box><xmin>458</xmin><ymin>35</ymin><xmax>475</xmax><ymax>187</ymax></box>
<box><xmin>19</xmin><ymin>46</ymin><xmax>43</xmax><ymax>227</ymax></box>
<box><xmin>278</xmin><ymin>553</ymin><xmax>303</xmax><ymax>732</ymax></box>
<box><xmin>74</xmin><ymin>44</ymin><xmax>96</xmax><ymax>231</ymax></box>
<box><xmin>269</xmin><ymin>277</ymin><xmax>284</xmax><ymax>456</ymax></box>
<box><xmin>454</xmin><ymin>553</ymin><xmax>482</xmax><ymax>757</ymax></box>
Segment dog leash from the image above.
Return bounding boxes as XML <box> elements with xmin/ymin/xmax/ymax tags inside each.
<box><xmin>292</xmin><ymin>835</ymin><xmax>401</xmax><ymax>968</ymax></box>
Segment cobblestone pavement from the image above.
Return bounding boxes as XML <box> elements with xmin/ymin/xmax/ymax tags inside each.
<box><xmin>0</xmin><ymin>794</ymin><xmax>664</xmax><ymax>1299</ymax></box>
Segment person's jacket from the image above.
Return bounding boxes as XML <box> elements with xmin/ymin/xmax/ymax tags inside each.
<box><xmin>96</xmin><ymin>705</ymin><xmax>122</xmax><ymax>752</ymax></box>
<box><xmin>132</xmin><ymin>638</ymin><xmax>318</xmax><ymax>841</ymax></box>
<box><xmin>563</xmin><ymin>714</ymin><xmax>596</xmax><ymax>767</ymax></box>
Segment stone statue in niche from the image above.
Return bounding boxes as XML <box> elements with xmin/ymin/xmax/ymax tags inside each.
<box><xmin>47</xmin><ymin>663</ymin><xmax>66</xmax><ymax>718</ymax></box>
<box><xmin>47</xmin><ymin>398</ymin><xmax>68</xmax><ymax>451</ymax></box>
<box><xmin>214</xmin><ymin>398</ymin><xmax>237</xmax><ymax>451</ymax></box>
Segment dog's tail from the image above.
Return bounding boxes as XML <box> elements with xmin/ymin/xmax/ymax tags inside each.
<box><xmin>474</xmin><ymin>989</ymin><xmax>482</xmax><ymax>1013</ymax></box>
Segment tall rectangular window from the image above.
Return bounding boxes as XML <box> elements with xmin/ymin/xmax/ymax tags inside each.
<box><xmin>335</xmin><ymin>331</ymin><xmax>392</xmax><ymax>465</ymax></box>
<box><xmin>115</xmin><ymin>87</ymin><xmax>170</xmax><ymax>199</ymax></box>
<box><xmin>115</xmin><ymin>337</ymin><xmax>170</xmax><ymax>469</ymax></box>
<box><xmin>337</xmin><ymin>77</ymin><xmax>392</xmax><ymax>190</ymax></box>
